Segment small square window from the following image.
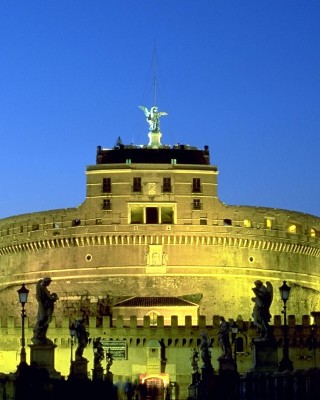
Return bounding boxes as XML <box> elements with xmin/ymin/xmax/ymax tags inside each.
<box><xmin>72</xmin><ymin>219</ymin><xmax>81</xmax><ymax>227</ymax></box>
<box><xmin>102</xmin><ymin>178</ymin><xmax>111</xmax><ymax>193</ymax></box>
<box><xmin>133</xmin><ymin>177</ymin><xmax>142</xmax><ymax>192</ymax></box>
<box><xmin>192</xmin><ymin>178</ymin><xmax>201</xmax><ymax>193</ymax></box>
<box><xmin>193</xmin><ymin>199</ymin><xmax>202</xmax><ymax>210</ymax></box>
<box><xmin>223</xmin><ymin>219</ymin><xmax>232</xmax><ymax>226</ymax></box>
<box><xmin>103</xmin><ymin>199</ymin><xmax>111</xmax><ymax>210</ymax></box>
<box><xmin>163</xmin><ymin>177</ymin><xmax>171</xmax><ymax>193</ymax></box>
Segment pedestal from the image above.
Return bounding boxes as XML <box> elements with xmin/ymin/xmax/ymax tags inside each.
<box><xmin>105</xmin><ymin>370</ymin><xmax>113</xmax><ymax>383</ymax></box>
<box><xmin>187</xmin><ymin>372</ymin><xmax>201</xmax><ymax>400</ymax></box>
<box><xmin>201</xmin><ymin>365</ymin><xmax>214</xmax><ymax>382</ymax></box>
<box><xmin>196</xmin><ymin>366</ymin><xmax>216</xmax><ymax>400</ymax></box>
<box><xmin>218</xmin><ymin>358</ymin><xmax>237</xmax><ymax>373</ymax></box>
<box><xmin>92</xmin><ymin>365</ymin><xmax>104</xmax><ymax>381</ymax></box>
<box><xmin>253</xmin><ymin>338</ymin><xmax>278</xmax><ymax>372</ymax></box>
<box><xmin>69</xmin><ymin>359</ymin><xmax>89</xmax><ymax>380</ymax></box>
<box><xmin>29</xmin><ymin>343</ymin><xmax>61</xmax><ymax>378</ymax></box>
<box><xmin>191</xmin><ymin>371</ymin><xmax>201</xmax><ymax>385</ymax></box>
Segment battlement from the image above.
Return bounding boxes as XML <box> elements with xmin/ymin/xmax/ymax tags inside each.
<box><xmin>1</xmin><ymin>313</ymin><xmax>319</xmax><ymax>345</ymax></box>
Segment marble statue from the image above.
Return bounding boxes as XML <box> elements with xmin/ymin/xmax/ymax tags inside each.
<box><xmin>218</xmin><ymin>316</ymin><xmax>233</xmax><ymax>360</ymax></box>
<box><xmin>190</xmin><ymin>348</ymin><xmax>200</xmax><ymax>373</ymax></box>
<box><xmin>32</xmin><ymin>277</ymin><xmax>58</xmax><ymax>345</ymax></box>
<box><xmin>252</xmin><ymin>280</ymin><xmax>274</xmax><ymax>339</ymax></box>
<box><xmin>74</xmin><ymin>318</ymin><xmax>89</xmax><ymax>360</ymax></box>
<box><xmin>93</xmin><ymin>337</ymin><xmax>105</xmax><ymax>367</ymax></box>
<box><xmin>199</xmin><ymin>331</ymin><xmax>212</xmax><ymax>368</ymax></box>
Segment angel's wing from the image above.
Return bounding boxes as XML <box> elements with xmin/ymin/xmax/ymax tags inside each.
<box><xmin>265</xmin><ymin>281</ymin><xmax>273</xmax><ymax>308</ymax></box>
<box><xmin>139</xmin><ymin>105</ymin><xmax>149</xmax><ymax>116</ymax></box>
<box><xmin>158</xmin><ymin>112</ymin><xmax>168</xmax><ymax>117</ymax></box>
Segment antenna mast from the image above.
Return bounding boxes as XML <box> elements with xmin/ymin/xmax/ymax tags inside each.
<box><xmin>153</xmin><ymin>46</ymin><xmax>157</xmax><ymax>106</ymax></box>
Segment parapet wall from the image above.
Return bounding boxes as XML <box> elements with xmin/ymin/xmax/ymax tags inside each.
<box><xmin>1</xmin><ymin>314</ymin><xmax>319</xmax><ymax>350</ymax></box>
<box><xmin>0</xmin><ymin>203</ymin><xmax>320</xmax><ymax>248</ymax></box>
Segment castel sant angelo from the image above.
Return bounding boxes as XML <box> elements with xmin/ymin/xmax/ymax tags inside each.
<box><xmin>1</xmin><ymin>104</ymin><xmax>320</xmax><ymax>323</ymax></box>
<box><xmin>0</xmin><ymin>104</ymin><xmax>320</xmax><ymax>384</ymax></box>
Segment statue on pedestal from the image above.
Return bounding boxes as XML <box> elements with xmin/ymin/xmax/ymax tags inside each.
<box><xmin>32</xmin><ymin>277</ymin><xmax>58</xmax><ymax>345</ymax></box>
<box><xmin>93</xmin><ymin>337</ymin><xmax>104</xmax><ymax>368</ymax></box>
<box><xmin>199</xmin><ymin>331</ymin><xmax>212</xmax><ymax>368</ymax></box>
<box><xmin>252</xmin><ymin>280</ymin><xmax>274</xmax><ymax>339</ymax></box>
<box><xmin>74</xmin><ymin>318</ymin><xmax>89</xmax><ymax>360</ymax></box>
<box><xmin>218</xmin><ymin>317</ymin><xmax>233</xmax><ymax>360</ymax></box>
<box><xmin>190</xmin><ymin>348</ymin><xmax>200</xmax><ymax>373</ymax></box>
<box><xmin>139</xmin><ymin>105</ymin><xmax>167</xmax><ymax>132</ymax></box>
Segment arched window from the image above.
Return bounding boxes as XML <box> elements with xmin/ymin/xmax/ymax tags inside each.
<box><xmin>236</xmin><ymin>336</ymin><xmax>244</xmax><ymax>353</ymax></box>
<box><xmin>288</xmin><ymin>224</ymin><xmax>297</xmax><ymax>234</ymax></box>
<box><xmin>265</xmin><ymin>218</ymin><xmax>273</xmax><ymax>229</ymax></box>
<box><xmin>147</xmin><ymin>311</ymin><xmax>159</xmax><ymax>326</ymax></box>
<box><xmin>310</xmin><ymin>228</ymin><xmax>317</xmax><ymax>238</ymax></box>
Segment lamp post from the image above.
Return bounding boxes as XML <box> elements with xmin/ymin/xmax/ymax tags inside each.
<box><xmin>278</xmin><ymin>280</ymin><xmax>293</xmax><ymax>371</ymax></box>
<box><xmin>17</xmin><ymin>283</ymin><xmax>29</xmax><ymax>366</ymax></box>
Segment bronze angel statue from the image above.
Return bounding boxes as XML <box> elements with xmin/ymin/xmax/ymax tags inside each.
<box><xmin>251</xmin><ymin>280</ymin><xmax>274</xmax><ymax>339</ymax></box>
<box><xmin>139</xmin><ymin>105</ymin><xmax>167</xmax><ymax>132</ymax></box>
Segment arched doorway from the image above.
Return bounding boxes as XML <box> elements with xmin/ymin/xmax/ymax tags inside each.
<box><xmin>139</xmin><ymin>373</ymin><xmax>169</xmax><ymax>400</ymax></box>
<box><xmin>145</xmin><ymin>377</ymin><xmax>164</xmax><ymax>400</ymax></box>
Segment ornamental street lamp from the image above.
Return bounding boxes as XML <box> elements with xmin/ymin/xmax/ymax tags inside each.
<box><xmin>17</xmin><ymin>283</ymin><xmax>29</xmax><ymax>366</ymax></box>
<box><xmin>278</xmin><ymin>280</ymin><xmax>293</xmax><ymax>371</ymax></box>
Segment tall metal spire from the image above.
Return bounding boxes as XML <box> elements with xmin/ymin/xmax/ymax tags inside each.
<box><xmin>138</xmin><ymin>45</ymin><xmax>168</xmax><ymax>147</ymax></box>
<box><xmin>153</xmin><ymin>45</ymin><xmax>157</xmax><ymax>106</ymax></box>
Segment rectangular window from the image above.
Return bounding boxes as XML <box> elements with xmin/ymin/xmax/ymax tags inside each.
<box><xmin>146</xmin><ymin>207</ymin><xmax>159</xmax><ymax>224</ymax></box>
<box><xmin>193</xmin><ymin>199</ymin><xmax>202</xmax><ymax>210</ymax></box>
<box><xmin>162</xmin><ymin>177</ymin><xmax>172</xmax><ymax>193</ymax></box>
<box><xmin>133</xmin><ymin>177</ymin><xmax>142</xmax><ymax>192</ymax></box>
<box><xmin>192</xmin><ymin>178</ymin><xmax>201</xmax><ymax>193</ymax></box>
<box><xmin>131</xmin><ymin>206</ymin><xmax>144</xmax><ymax>223</ymax></box>
<box><xmin>31</xmin><ymin>224</ymin><xmax>40</xmax><ymax>231</ymax></box>
<box><xmin>103</xmin><ymin>199</ymin><xmax>111</xmax><ymax>210</ymax></box>
<box><xmin>161</xmin><ymin>207</ymin><xmax>173</xmax><ymax>224</ymax></box>
<box><xmin>129</xmin><ymin>204</ymin><xmax>176</xmax><ymax>224</ymax></box>
<box><xmin>102</xmin><ymin>178</ymin><xmax>111</xmax><ymax>193</ymax></box>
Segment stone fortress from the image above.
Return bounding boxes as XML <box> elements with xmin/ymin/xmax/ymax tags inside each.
<box><xmin>0</xmin><ymin>104</ymin><xmax>319</xmax><ymax>322</ymax></box>
<box><xmin>0</xmin><ymin>104</ymin><xmax>320</xmax><ymax>396</ymax></box>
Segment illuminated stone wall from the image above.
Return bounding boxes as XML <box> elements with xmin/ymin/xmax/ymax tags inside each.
<box><xmin>0</xmin><ymin>154</ymin><xmax>319</xmax><ymax>324</ymax></box>
<box><xmin>0</xmin><ymin>204</ymin><xmax>319</xmax><ymax>323</ymax></box>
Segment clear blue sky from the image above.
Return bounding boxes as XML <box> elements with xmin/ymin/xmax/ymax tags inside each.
<box><xmin>0</xmin><ymin>1</ymin><xmax>320</xmax><ymax>219</ymax></box>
